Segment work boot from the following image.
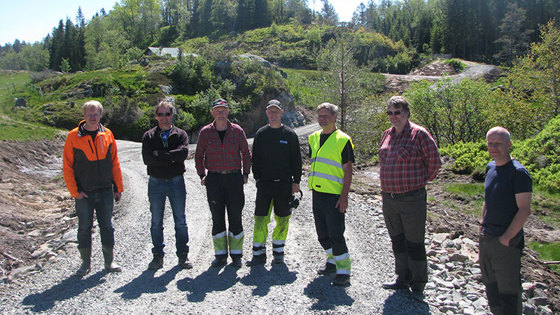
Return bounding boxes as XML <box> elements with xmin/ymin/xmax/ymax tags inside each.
<box><xmin>102</xmin><ymin>246</ymin><xmax>122</xmax><ymax>273</ymax></box>
<box><xmin>148</xmin><ymin>254</ymin><xmax>164</xmax><ymax>270</ymax></box>
<box><xmin>246</xmin><ymin>255</ymin><xmax>266</xmax><ymax>267</ymax></box>
<box><xmin>76</xmin><ymin>247</ymin><xmax>91</xmax><ymax>276</ymax></box>
<box><xmin>211</xmin><ymin>256</ymin><xmax>227</xmax><ymax>268</ymax></box>
<box><xmin>317</xmin><ymin>263</ymin><xmax>336</xmax><ymax>275</ymax></box>
<box><xmin>272</xmin><ymin>254</ymin><xmax>284</xmax><ymax>264</ymax></box>
<box><xmin>332</xmin><ymin>274</ymin><xmax>351</xmax><ymax>286</ymax></box>
<box><xmin>178</xmin><ymin>252</ymin><xmax>193</xmax><ymax>269</ymax></box>
<box><xmin>231</xmin><ymin>257</ymin><xmax>242</xmax><ymax>268</ymax></box>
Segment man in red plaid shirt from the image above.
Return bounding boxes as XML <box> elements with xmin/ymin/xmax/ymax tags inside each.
<box><xmin>378</xmin><ymin>95</ymin><xmax>441</xmax><ymax>302</ymax></box>
<box><xmin>195</xmin><ymin>98</ymin><xmax>251</xmax><ymax>268</ymax></box>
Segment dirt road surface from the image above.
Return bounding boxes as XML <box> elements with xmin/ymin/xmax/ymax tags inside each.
<box><xmin>0</xmin><ymin>138</ymin><xmax>432</xmax><ymax>314</ymax></box>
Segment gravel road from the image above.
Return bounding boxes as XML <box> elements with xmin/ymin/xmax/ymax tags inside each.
<box><xmin>0</xmin><ymin>137</ymin><xmax>434</xmax><ymax>314</ymax></box>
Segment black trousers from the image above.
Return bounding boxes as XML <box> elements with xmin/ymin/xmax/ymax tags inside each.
<box><xmin>312</xmin><ymin>190</ymin><xmax>348</xmax><ymax>256</ymax></box>
<box><xmin>205</xmin><ymin>172</ymin><xmax>245</xmax><ymax>236</ymax></box>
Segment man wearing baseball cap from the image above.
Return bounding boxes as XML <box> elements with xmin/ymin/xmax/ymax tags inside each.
<box><xmin>195</xmin><ymin>98</ymin><xmax>251</xmax><ymax>268</ymax></box>
<box><xmin>247</xmin><ymin>99</ymin><xmax>302</xmax><ymax>266</ymax></box>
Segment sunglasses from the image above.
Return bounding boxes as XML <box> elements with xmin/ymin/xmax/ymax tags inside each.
<box><xmin>386</xmin><ymin>110</ymin><xmax>402</xmax><ymax>116</ymax></box>
<box><xmin>157</xmin><ymin>112</ymin><xmax>172</xmax><ymax>117</ymax></box>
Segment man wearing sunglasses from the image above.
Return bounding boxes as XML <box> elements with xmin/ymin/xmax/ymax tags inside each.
<box><xmin>378</xmin><ymin>95</ymin><xmax>441</xmax><ymax>301</ymax></box>
<box><xmin>142</xmin><ymin>100</ymin><xmax>192</xmax><ymax>270</ymax></box>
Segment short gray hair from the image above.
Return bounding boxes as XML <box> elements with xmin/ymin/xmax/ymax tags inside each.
<box><xmin>83</xmin><ymin>100</ymin><xmax>103</xmax><ymax>113</ymax></box>
<box><xmin>487</xmin><ymin>126</ymin><xmax>511</xmax><ymax>142</ymax></box>
<box><xmin>317</xmin><ymin>102</ymin><xmax>338</xmax><ymax>116</ymax></box>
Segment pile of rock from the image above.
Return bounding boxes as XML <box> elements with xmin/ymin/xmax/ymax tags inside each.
<box><xmin>354</xmin><ymin>193</ymin><xmax>553</xmax><ymax>314</ymax></box>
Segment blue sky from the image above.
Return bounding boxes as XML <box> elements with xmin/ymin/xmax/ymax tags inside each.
<box><xmin>0</xmin><ymin>0</ymin><xmax>367</xmax><ymax>46</ymax></box>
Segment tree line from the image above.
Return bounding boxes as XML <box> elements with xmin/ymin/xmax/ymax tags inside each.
<box><xmin>1</xmin><ymin>0</ymin><xmax>558</xmax><ymax>72</ymax></box>
<box><xmin>352</xmin><ymin>0</ymin><xmax>560</xmax><ymax>64</ymax></box>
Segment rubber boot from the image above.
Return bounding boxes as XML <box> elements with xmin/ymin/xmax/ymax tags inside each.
<box><xmin>102</xmin><ymin>246</ymin><xmax>122</xmax><ymax>272</ymax></box>
<box><xmin>76</xmin><ymin>247</ymin><xmax>91</xmax><ymax>276</ymax></box>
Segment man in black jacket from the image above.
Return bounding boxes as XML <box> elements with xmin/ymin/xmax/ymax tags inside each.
<box><xmin>246</xmin><ymin>99</ymin><xmax>302</xmax><ymax>266</ymax></box>
<box><xmin>142</xmin><ymin>100</ymin><xmax>192</xmax><ymax>270</ymax></box>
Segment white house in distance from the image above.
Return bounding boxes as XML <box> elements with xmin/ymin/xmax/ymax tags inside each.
<box><xmin>144</xmin><ymin>47</ymin><xmax>198</xmax><ymax>58</ymax></box>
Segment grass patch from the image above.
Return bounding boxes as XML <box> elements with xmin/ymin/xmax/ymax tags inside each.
<box><xmin>445</xmin><ymin>183</ymin><xmax>484</xmax><ymax>197</ymax></box>
<box><xmin>0</xmin><ymin>116</ymin><xmax>63</xmax><ymax>140</ymax></box>
<box><xmin>532</xmin><ymin>186</ymin><xmax>560</xmax><ymax>228</ymax></box>
<box><xmin>0</xmin><ymin>71</ymin><xmax>31</xmax><ymax>113</ymax></box>
<box><xmin>529</xmin><ymin>241</ymin><xmax>560</xmax><ymax>273</ymax></box>
<box><xmin>444</xmin><ymin>183</ymin><xmax>484</xmax><ymax>217</ymax></box>
<box><xmin>444</xmin><ymin>183</ymin><xmax>560</xmax><ymax>227</ymax></box>
<box><xmin>282</xmin><ymin>68</ymin><xmax>325</xmax><ymax>109</ymax></box>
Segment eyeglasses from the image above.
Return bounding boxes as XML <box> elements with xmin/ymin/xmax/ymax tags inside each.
<box><xmin>386</xmin><ymin>110</ymin><xmax>402</xmax><ymax>116</ymax></box>
<box><xmin>157</xmin><ymin>112</ymin><xmax>172</xmax><ymax>117</ymax></box>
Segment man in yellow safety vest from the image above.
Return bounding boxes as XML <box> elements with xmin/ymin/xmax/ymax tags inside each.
<box><xmin>308</xmin><ymin>102</ymin><xmax>354</xmax><ymax>286</ymax></box>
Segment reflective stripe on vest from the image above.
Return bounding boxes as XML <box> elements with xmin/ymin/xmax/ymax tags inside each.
<box><xmin>308</xmin><ymin>130</ymin><xmax>353</xmax><ymax>195</ymax></box>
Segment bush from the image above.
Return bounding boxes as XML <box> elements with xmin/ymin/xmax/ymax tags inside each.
<box><xmin>405</xmin><ymin>78</ymin><xmax>492</xmax><ymax>147</ymax></box>
<box><xmin>439</xmin><ymin>140</ymin><xmax>490</xmax><ymax>175</ymax></box>
<box><xmin>512</xmin><ymin>115</ymin><xmax>560</xmax><ymax>193</ymax></box>
<box><xmin>445</xmin><ymin>58</ymin><xmax>466</xmax><ymax>72</ymax></box>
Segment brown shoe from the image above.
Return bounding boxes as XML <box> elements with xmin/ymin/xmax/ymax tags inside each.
<box><xmin>178</xmin><ymin>253</ymin><xmax>193</xmax><ymax>269</ymax></box>
<box><xmin>148</xmin><ymin>254</ymin><xmax>164</xmax><ymax>270</ymax></box>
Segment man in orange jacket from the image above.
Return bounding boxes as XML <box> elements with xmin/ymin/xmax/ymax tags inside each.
<box><xmin>63</xmin><ymin>100</ymin><xmax>124</xmax><ymax>276</ymax></box>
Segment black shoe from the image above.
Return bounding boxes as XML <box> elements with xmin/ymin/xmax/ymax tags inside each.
<box><xmin>317</xmin><ymin>263</ymin><xmax>337</xmax><ymax>275</ymax></box>
<box><xmin>332</xmin><ymin>274</ymin><xmax>350</xmax><ymax>286</ymax></box>
<box><xmin>411</xmin><ymin>289</ymin><xmax>424</xmax><ymax>302</ymax></box>
<box><xmin>178</xmin><ymin>254</ymin><xmax>193</xmax><ymax>269</ymax></box>
<box><xmin>272</xmin><ymin>254</ymin><xmax>284</xmax><ymax>264</ymax></box>
<box><xmin>246</xmin><ymin>255</ymin><xmax>266</xmax><ymax>266</ymax></box>
<box><xmin>231</xmin><ymin>257</ymin><xmax>242</xmax><ymax>267</ymax></box>
<box><xmin>148</xmin><ymin>255</ymin><xmax>164</xmax><ymax>270</ymax></box>
<box><xmin>382</xmin><ymin>280</ymin><xmax>410</xmax><ymax>290</ymax></box>
<box><xmin>211</xmin><ymin>257</ymin><xmax>227</xmax><ymax>267</ymax></box>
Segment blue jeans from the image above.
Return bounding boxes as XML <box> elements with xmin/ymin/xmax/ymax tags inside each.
<box><xmin>75</xmin><ymin>187</ymin><xmax>115</xmax><ymax>249</ymax></box>
<box><xmin>148</xmin><ymin>175</ymin><xmax>189</xmax><ymax>256</ymax></box>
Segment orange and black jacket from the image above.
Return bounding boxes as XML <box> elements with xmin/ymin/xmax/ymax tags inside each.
<box><xmin>63</xmin><ymin>120</ymin><xmax>124</xmax><ymax>198</ymax></box>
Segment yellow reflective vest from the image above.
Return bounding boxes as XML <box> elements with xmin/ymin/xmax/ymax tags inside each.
<box><xmin>308</xmin><ymin>129</ymin><xmax>353</xmax><ymax>195</ymax></box>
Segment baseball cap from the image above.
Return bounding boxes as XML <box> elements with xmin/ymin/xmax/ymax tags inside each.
<box><xmin>266</xmin><ymin>99</ymin><xmax>282</xmax><ymax>110</ymax></box>
<box><xmin>212</xmin><ymin>98</ymin><xmax>228</xmax><ymax>108</ymax></box>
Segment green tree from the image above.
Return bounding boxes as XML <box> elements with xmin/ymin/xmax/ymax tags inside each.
<box><xmin>493</xmin><ymin>3</ymin><xmax>532</xmax><ymax>66</ymax></box>
<box><xmin>49</xmin><ymin>20</ymin><xmax>65</xmax><ymax>70</ymax></box>
<box><xmin>500</xmin><ymin>20</ymin><xmax>560</xmax><ymax>132</ymax></box>
<box><xmin>60</xmin><ymin>58</ymin><xmax>71</xmax><ymax>72</ymax></box>
<box><xmin>318</xmin><ymin>33</ymin><xmax>362</xmax><ymax>131</ymax></box>
<box><xmin>111</xmin><ymin>0</ymin><xmax>162</xmax><ymax>48</ymax></box>
<box><xmin>318</xmin><ymin>0</ymin><xmax>338</xmax><ymax>26</ymax></box>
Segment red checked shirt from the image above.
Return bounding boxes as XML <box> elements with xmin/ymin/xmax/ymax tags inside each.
<box><xmin>195</xmin><ymin>120</ymin><xmax>251</xmax><ymax>176</ymax></box>
<box><xmin>379</xmin><ymin>120</ymin><xmax>441</xmax><ymax>193</ymax></box>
